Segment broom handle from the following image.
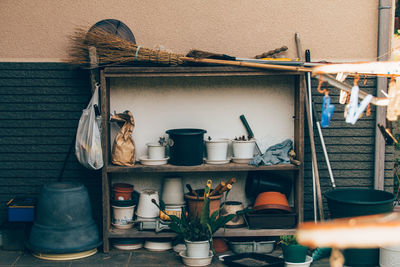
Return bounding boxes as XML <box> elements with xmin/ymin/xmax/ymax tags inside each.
<box><xmin>180</xmin><ymin>57</ymin><xmax>310</xmax><ymax>72</ymax></box>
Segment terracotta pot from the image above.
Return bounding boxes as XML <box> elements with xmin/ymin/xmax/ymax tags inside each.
<box><xmin>113</xmin><ymin>183</ymin><xmax>134</xmax><ymax>201</ymax></box>
<box><xmin>184</xmin><ymin>193</ymin><xmax>222</xmax><ymax>219</ymax></box>
<box><xmin>254</xmin><ymin>191</ymin><xmax>292</xmax><ymax>213</ymax></box>
<box><xmin>213</xmin><ymin>238</ymin><xmax>229</xmax><ymax>253</ymax></box>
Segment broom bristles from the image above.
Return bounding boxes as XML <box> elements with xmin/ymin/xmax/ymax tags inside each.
<box><xmin>66</xmin><ymin>27</ymin><xmax>184</xmax><ymax>67</ymax></box>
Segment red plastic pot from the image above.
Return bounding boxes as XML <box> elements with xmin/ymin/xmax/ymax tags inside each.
<box><xmin>113</xmin><ymin>183</ymin><xmax>134</xmax><ymax>201</ymax></box>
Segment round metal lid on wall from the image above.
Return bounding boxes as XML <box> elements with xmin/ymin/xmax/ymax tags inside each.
<box><xmin>89</xmin><ymin>19</ymin><xmax>136</xmax><ymax>44</ymax></box>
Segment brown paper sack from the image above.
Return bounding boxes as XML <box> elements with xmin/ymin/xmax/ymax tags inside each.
<box><xmin>111</xmin><ymin>111</ymin><xmax>135</xmax><ymax>166</ymax></box>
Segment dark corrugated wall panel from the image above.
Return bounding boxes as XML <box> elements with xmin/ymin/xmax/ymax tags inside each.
<box><xmin>303</xmin><ymin>77</ymin><xmax>394</xmax><ymax>221</ymax></box>
<box><xmin>0</xmin><ymin>63</ymin><xmax>102</xmax><ymax>224</ymax></box>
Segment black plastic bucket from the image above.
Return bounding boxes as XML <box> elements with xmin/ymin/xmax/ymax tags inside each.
<box><xmin>245</xmin><ymin>171</ymin><xmax>292</xmax><ymax>199</ymax></box>
<box><xmin>166</xmin><ymin>128</ymin><xmax>206</xmax><ymax>166</ymax></box>
<box><xmin>325</xmin><ymin>188</ymin><xmax>395</xmax><ymax>266</ymax></box>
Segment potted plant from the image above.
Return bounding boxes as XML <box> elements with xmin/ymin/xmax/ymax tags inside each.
<box><xmin>152</xmin><ymin>181</ymin><xmax>235</xmax><ymax>258</ymax></box>
<box><xmin>146</xmin><ymin>137</ymin><xmax>167</xmax><ymax>160</ymax></box>
<box><xmin>279</xmin><ymin>235</ymin><xmax>309</xmax><ymax>263</ymax></box>
<box><xmin>205</xmin><ymin>136</ymin><xmax>230</xmax><ymax>161</ymax></box>
<box><xmin>232</xmin><ymin>135</ymin><xmax>256</xmax><ymax>159</ymax></box>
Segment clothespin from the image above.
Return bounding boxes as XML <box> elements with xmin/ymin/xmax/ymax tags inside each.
<box><xmin>317</xmin><ymin>79</ymin><xmax>326</xmax><ymax>94</ymax></box>
<box><xmin>336</xmin><ymin>72</ymin><xmax>349</xmax><ymax>104</ymax></box>
<box><xmin>366</xmin><ymin>104</ymin><xmax>371</xmax><ymax>117</ymax></box>
<box><xmin>377</xmin><ymin>123</ymin><xmax>398</xmax><ymax>145</ymax></box>
<box><xmin>363</xmin><ymin>75</ymin><xmax>368</xmax><ymax>86</ymax></box>
<box><xmin>387</xmin><ymin>76</ymin><xmax>400</xmax><ymax>121</ymax></box>
<box><xmin>321</xmin><ymin>90</ymin><xmax>335</xmax><ymax>128</ymax></box>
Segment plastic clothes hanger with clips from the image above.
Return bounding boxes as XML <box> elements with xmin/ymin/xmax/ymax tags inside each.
<box><xmin>317</xmin><ymin>80</ymin><xmax>335</xmax><ymax>128</ymax></box>
<box><xmin>345</xmin><ymin>76</ymin><xmax>373</xmax><ymax>125</ymax></box>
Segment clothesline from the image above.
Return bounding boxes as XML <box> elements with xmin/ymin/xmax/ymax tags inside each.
<box><xmin>314</xmin><ymin>74</ymin><xmax>389</xmax><ymax>106</ymax></box>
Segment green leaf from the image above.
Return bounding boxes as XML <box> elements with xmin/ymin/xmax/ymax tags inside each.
<box><xmin>181</xmin><ymin>206</ymin><xmax>188</xmax><ymax>226</ymax></box>
<box><xmin>212</xmin><ymin>214</ymin><xmax>235</xmax><ymax>233</ymax></box>
<box><xmin>200</xmin><ymin>187</ymin><xmax>211</xmax><ymax>225</ymax></box>
<box><xmin>159</xmin><ymin>199</ymin><xmax>166</xmax><ymax>211</ymax></box>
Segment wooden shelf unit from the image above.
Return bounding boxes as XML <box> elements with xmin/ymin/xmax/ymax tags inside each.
<box><xmin>100</xmin><ymin>66</ymin><xmax>305</xmax><ymax>252</ymax></box>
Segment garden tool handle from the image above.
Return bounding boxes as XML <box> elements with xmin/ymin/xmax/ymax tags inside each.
<box><xmin>226</xmin><ymin>177</ymin><xmax>236</xmax><ymax>185</ymax></box>
<box><xmin>239</xmin><ymin>115</ymin><xmax>254</xmax><ymax>138</ymax></box>
<box><xmin>218</xmin><ymin>184</ymin><xmax>232</xmax><ymax>194</ymax></box>
<box><xmin>210</xmin><ymin>182</ymin><xmax>225</xmax><ymax>196</ymax></box>
<box><xmin>239</xmin><ymin>115</ymin><xmax>262</xmax><ymax>154</ymax></box>
<box><xmin>186</xmin><ymin>184</ymin><xmax>197</xmax><ymax>196</ymax></box>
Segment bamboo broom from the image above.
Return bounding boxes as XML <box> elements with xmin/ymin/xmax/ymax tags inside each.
<box><xmin>66</xmin><ymin>27</ymin><xmax>310</xmax><ymax>72</ymax></box>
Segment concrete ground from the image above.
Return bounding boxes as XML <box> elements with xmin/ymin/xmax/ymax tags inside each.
<box><xmin>0</xmin><ymin>248</ymin><xmax>331</xmax><ymax>267</ymax></box>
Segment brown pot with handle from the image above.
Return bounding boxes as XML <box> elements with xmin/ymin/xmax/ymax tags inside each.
<box><xmin>184</xmin><ymin>193</ymin><xmax>222</xmax><ymax>219</ymax></box>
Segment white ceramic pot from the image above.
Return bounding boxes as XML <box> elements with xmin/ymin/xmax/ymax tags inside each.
<box><xmin>232</xmin><ymin>139</ymin><xmax>256</xmax><ymax>159</ymax></box>
<box><xmin>285</xmin><ymin>255</ymin><xmax>313</xmax><ymax>267</ymax></box>
<box><xmin>147</xmin><ymin>143</ymin><xmax>165</xmax><ymax>160</ymax></box>
<box><xmin>185</xmin><ymin>240</ymin><xmax>210</xmax><ymax>258</ymax></box>
<box><xmin>144</xmin><ymin>239</ymin><xmax>172</xmax><ymax>252</ymax></box>
<box><xmin>112</xmin><ymin>205</ymin><xmax>135</xmax><ymax>227</ymax></box>
<box><xmin>180</xmin><ymin>250</ymin><xmax>213</xmax><ymax>266</ymax></box>
<box><xmin>380</xmin><ymin>245</ymin><xmax>400</xmax><ymax>267</ymax></box>
<box><xmin>162</xmin><ymin>177</ymin><xmax>184</xmax><ymax>205</ymax></box>
<box><xmin>220</xmin><ymin>201</ymin><xmax>245</xmax><ymax>227</ymax></box>
<box><xmin>136</xmin><ymin>189</ymin><xmax>160</xmax><ymax>218</ymax></box>
<box><xmin>205</xmin><ymin>139</ymin><xmax>229</xmax><ymax>161</ymax></box>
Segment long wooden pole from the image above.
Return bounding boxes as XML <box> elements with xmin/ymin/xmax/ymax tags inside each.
<box><xmin>302</xmin><ymin>75</ymin><xmax>325</xmax><ymax>221</ymax></box>
<box><xmin>180</xmin><ymin>57</ymin><xmax>311</xmax><ymax>73</ymax></box>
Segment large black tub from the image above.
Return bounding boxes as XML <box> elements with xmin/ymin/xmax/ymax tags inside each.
<box><xmin>166</xmin><ymin>128</ymin><xmax>206</xmax><ymax>166</ymax></box>
<box><xmin>325</xmin><ymin>188</ymin><xmax>395</xmax><ymax>267</ymax></box>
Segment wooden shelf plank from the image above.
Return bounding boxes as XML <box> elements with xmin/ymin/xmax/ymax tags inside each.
<box><xmin>109</xmin><ymin>228</ymin><xmax>177</xmax><ymax>238</ymax></box>
<box><xmin>214</xmin><ymin>227</ymin><xmax>296</xmax><ymax>237</ymax></box>
<box><xmin>103</xmin><ymin>66</ymin><xmax>301</xmax><ymax>77</ymax></box>
<box><xmin>106</xmin><ymin>163</ymin><xmax>300</xmax><ymax>173</ymax></box>
<box><xmin>108</xmin><ymin>227</ymin><xmax>296</xmax><ymax>239</ymax></box>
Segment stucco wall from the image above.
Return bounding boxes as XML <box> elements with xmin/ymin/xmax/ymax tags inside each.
<box><xmin>0</xmin><ymin>0</ymin><xmax>385</xmax><ymax>62</ymax></box>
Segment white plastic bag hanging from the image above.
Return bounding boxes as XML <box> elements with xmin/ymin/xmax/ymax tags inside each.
<box><xmin>75</xmin><ymin>84</ymin><xmax>103</xmax><ymax>170</ymax></box>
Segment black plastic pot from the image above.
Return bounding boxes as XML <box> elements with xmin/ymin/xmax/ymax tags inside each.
<box><xmin>325</xmin><ymin>188</ymin><xmax>395</xmax><ymax>218</ymax></box>
<box><xmin>325</xmin><ymin>188</ymin><xmax>395</xmax><ymax>267</ymax></box>
<box><xmin>166</xmin><ymin>128</ymin><xmax>206</xmax><ymax>166</ymax></box>
<box><xmin>245</xmin><ymin>171</ymin><xmax>292</xmax><ymax>198</ymax></box>
<box><xmin>27</xmin><ymin>182</ymin><xmax>101</xmax><ymax>253</ymax></box>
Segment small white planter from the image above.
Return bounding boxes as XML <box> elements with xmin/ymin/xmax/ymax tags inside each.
<box><xmin>162</xmin><ymin>177</ymin><xmax>184</xmax><ymax>205</ymax></box>
<box><xmin>147</xmin><ymin>143</ymin><xmax>166</xmax><ymax>160</ymax></box>
<box><xmin>232</xmin><ymin>139</ymin><xmax>256</xmax><ymax>159</ymax></box>
<box><xmin>285</xmin><ymin>255</ymin><xmax>313</xmax><ymax>267</ymax></box>
<box><xmin>112</xmin><ymin>205</ymin><xmax>135</xmax><ymax>227</ymax></box>
<box><xmin>205</xmin><ymin>139</ymin><xmax>229</xmax><ymax>160</ymax></box>
<box><xmin>380</xmin><ymin>245</ymin><xmax>400</xmax><ymax>267</ymax></box>
<box><xmin>136</xmin><ymin>189</ymin><xmax>160</xmax><ymax>218</ymax></box>
<box><xmin>185</xmin><ymin>240</ymin><xmax>210</xmax><ymax>258</ymax></box>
